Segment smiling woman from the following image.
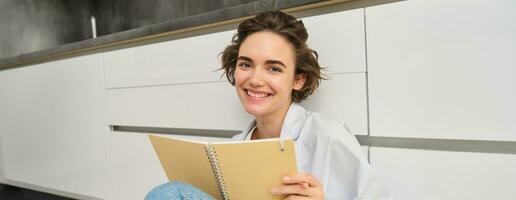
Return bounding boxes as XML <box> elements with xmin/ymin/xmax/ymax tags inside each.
<box><xmin>233</xmin><ymin>31</ymin><xmax>303</xmax><ymax>138</ymax></box>
<box><xmin>146</xmin><ymin>10</ymin><xmax>391</xmax><ymax>200</ymax></box>
<box><xmin>221</xmin><ymin>12</ymin><xmax>323</xmax><ymax>104</ymax></box>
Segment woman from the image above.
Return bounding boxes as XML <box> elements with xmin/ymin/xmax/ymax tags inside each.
<box><xmin>147</xmin><ymin>10</ymin><xmax>389</xmax><ymax>200</ymax></box>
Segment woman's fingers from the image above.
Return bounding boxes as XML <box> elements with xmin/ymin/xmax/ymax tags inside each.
<box><xmin>284</xmin><ymin>195</ymin><xmax>312</xmax><ymax>200</ymax></box>
<box><xmin>282</xmin><ymin>173</ymin><xmax>322</xmax><ymax>187</ymax></box>
<box><xmin>271</xmin><ymin>173</ymin><xmax>325</xmax><ymax>199</ymax></box>
<box><xmin>270</xmin><ymin>184</ymin><xmax>312</xmax><ymax>196</ymax></box>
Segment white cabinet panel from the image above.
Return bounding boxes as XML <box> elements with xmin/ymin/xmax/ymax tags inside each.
<box><xmin>104</xmin><ymin>8</ymin><xmax>366</xmax><ymax>90</ymax></box>
<box><xmin>107</xmin><ymin>73</ymin><xmax>366</xmax><ymax>135</ymax></box>
<box><xmin>303</xmin><ymin>8</ymin><xmax>366</xmax><ymax>73</ymax></box>
<box><xmin>366</xmin><ymin>0</ymin><xmax>516</xmax><ymax>140</ymax></box>
<box><xmin>302</xmin><ymin>73</ymin><xmax>368</xmax><ymax>135</ymax></box>
<box><xmin>106</xmin><ymin>131</ymin><xmax>248</xmax><ymax>200</ymax></box>
<box><xmin>103</xmin><ymin>30</ymin><xmax>235</xmax><ymax>88</ymax></box>
<box><xmin>107</xmin><ymin>131</ymin><xmax>165</xmax><ymax>200</ymax></box>
<box><xmin>0</xmin><ymin>55</ymin><xmax>111</xmax><ymax>199</ymax></box>
<box><xmin>106</xmin><ymin>82</ymin><xmax>253</xmax><ymax>132</ymax></box>
<box><xmin>370</xmin><ymin>147</ymin><xmax>516</xmax><ymax>200</ymax></box>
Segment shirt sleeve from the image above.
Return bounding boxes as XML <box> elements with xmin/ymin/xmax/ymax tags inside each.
<box><xmin>323</xmin><ymin>123</ymin><xmax>392</xmax><ymax>200</ymax></box>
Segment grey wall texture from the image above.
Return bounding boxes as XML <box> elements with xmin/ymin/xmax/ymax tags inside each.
<box><xmin>92</xmin><ymin>0</ymin><xmax>262</xmax><ymax>36</ymax></box>
<box><xmin>0</xmin><ymin>0</ymin><xmax>263</xmax><ymax>60</ymax></box>
<box><xmin>0</xmin><ymin>0</ymin><xmax>93</xmax><ymax>59</ymax></box>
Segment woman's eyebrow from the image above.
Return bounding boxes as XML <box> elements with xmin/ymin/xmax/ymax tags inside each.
<box><xmin>237</xmin><ymin>56</ymin><xmax>253</xmax><ymax>62</ymax></box>
<box><xmin>237</xmin><ymin>56</ymin><xmax>287</xmax><ymax>68</ymax></box>
<box><xmin>265</xmin><ymin>60</ymin><xmax>287</xmax><ymax>68</ymax></box>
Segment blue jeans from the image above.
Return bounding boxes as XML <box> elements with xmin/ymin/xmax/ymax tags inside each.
<box><xmin>145</xmin><ymin>181</ymin><xmax>216</xmax><ymax>200</ymax></box>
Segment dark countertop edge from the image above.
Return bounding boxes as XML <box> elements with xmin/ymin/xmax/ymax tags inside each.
<box><xmin>0</xmin><ymin>0</ymin><xmax>353</xmax><ymax>70</ymax></box>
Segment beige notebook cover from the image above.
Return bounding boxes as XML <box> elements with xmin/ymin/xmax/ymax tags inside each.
<box><xmin>148</xmin><ymin>134</ymin><xmax>297</xmax><ymax>200</ymax></box>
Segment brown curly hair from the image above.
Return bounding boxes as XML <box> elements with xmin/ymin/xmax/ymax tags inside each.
<box><xmin>220</xmin><ymin>10</ymin><xmax>324</xmax><ymax>103</ymax></box>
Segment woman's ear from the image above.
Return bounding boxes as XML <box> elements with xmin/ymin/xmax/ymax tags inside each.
<box><xmin>293</xmin><ymin>73</ymin><xmax>306</xmax><ymax>91</ymax></box>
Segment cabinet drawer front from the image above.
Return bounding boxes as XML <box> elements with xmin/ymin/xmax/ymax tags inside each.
<box><xmin>302</xmin><ymin>73</ymin><xmax>368</xmax><ymax>135</ymax></box>
<box><xmin>103</xmin><ymin>30</ymin><xmax>235</xmax><ymax>88</ymax></box>
<box><xmin>371</xmin><ymin>147</ymin><xmax>516</xmax><ymax>200</ymax></box>
<box><xmin>303</xmin><ymin>8</ymin><xmax>366</xmax><ymax>73</ymax></box>
<box><xmin>366</xmin><ymin>0</ymin><xmax>516</xmax><ymax>140</ymax></box>
<box><xmin>107</xmin><ymin>82</ymin><xmax>252</xmax><ymax>132</ymax></box>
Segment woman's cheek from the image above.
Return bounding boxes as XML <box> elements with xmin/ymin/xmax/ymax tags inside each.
<box><xmin>235</xmin><ymin>70</ymin><xmax>250</xmax><ymax>86</ymax></box>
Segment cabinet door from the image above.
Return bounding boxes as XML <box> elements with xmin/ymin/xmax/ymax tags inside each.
<box><xmin>370</xmin><ymin>147</ymin><xmax>516</xmax><ymax>200</ymax></box>
<box><xmin>366</xmin><ymin>0</ymin><xmax>516</xmax><ymax>140</ymax></box>
<box><xmin>106</xmin><ymin>82</ymin><xmax>252</xmax><ymax>132</ymax></box>
<box><xmin>103</xmin><ymin>30</ymin><xmax>235</xmax><ymax>88</ymax></box>
<box><xmin>0</xmin><ymin>55</ymin><xmax>111</xmax><ymax>199</ymax></box>
<box><xmin>107</xmin><ymin>131</ymin><xmax>164</xmax><ymax>200</ymax></box>
<box><xmin>303</xmin><ymin>8</ymin><xmax>366</xmax><ymax>73</ymax></box>
<box><xmin>302</xmin><ymin>73</ymin><xmax>368</xmax><ymax>135</ymax></box>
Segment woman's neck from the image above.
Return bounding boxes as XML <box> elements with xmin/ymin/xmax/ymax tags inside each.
<box><xmin>252</xmin><ymin>103</ymin><xmax>291</xmax><ymax>139</ymax></box>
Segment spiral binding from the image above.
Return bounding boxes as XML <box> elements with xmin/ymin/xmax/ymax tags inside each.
<box><xmin>205</xmin><ymin>144</ymin><xmax>230</xmax><ymax>200</ymax></box>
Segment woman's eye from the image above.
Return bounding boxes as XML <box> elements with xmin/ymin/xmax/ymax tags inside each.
<box><xmin>238</xmin><ymin>62</ymin><xmax>251</xmax><ymax>68</ymax></box>
<box><xmin>269</xmin><ymin>66</ymin><xmax>282</xmax><ymax>72</ymax></box>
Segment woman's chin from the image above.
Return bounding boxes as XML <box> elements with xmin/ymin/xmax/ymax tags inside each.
<box><xmin>242</xmin><ymin>104</ymin><xmax>270</xmax><ymax>117</ymax></box>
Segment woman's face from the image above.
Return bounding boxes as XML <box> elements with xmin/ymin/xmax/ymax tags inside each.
<box><xmin>234</xmin><ymin>31</ymin><xmax>305</xmax><ymax>118</ymax></box>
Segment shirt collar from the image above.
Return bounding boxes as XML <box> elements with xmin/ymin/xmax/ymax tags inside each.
<box><xmin>279</xmin><ymin>103</ymin><xmax>306</xmax><ymax>141</ymax></box>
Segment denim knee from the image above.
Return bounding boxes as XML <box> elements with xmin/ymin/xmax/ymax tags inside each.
<box><xmin>145</xmin><ymin>181</ymin><xmax>215</xmax><ymax>200</ymax></box>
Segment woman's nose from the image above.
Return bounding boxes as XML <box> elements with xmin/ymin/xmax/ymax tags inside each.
<box><xmin>249</xmin><ymin>68</ymin><xmax>265</xmax><ymax>87</ymax></box>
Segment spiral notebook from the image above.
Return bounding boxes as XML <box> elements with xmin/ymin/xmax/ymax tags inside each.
<box><xmin>148</xmin><ymin>134</ymin><xmax>297</xmax><ymax>200</ymax></box>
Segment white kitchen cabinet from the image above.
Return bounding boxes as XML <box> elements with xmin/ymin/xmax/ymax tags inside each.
<box><xmin>104</xmin><ymin>7</ymin><xmax>366</xmax><ymax>89</ymax></box>
<box><xmin>303</xmin><ymin>8</ymin><xmax>366</xmax><ymax>73</ymax></box>
<box><xmin>103</xmin><ymin>30</ymin><xmax>235</xmax><ymax>89</ymax></box>
<box><xmin>106</xmin><ymin>81</ymin><xmax>252</xmax><ymax>132</ymax></box>
<box><xmin>370</xmin><ymin>147</ymin><xmax>516</xmax><ymax>200</ymax></box>
<box><xmin>366</xmin><ymin>0</ymin><xmax>516</xmax><ymax>140</ymax></box>
<box><xmin>0</xmin><ymin>55</ymin><xmax>111</xmax><ymax>199</ymax></box>
<box><xmin>107</xmin><ymin>73</ymin><xmax>368</xmax><ymax>136</ymax></box>
<box><xmin>302</xmin><ymin>73</ymin><xmax>368</xmax><ymax>135</ymax></box>
<box><xmin>106</xmin><ymin>131</ymin><xmax>167</xmax><ymax>200</ymax></box>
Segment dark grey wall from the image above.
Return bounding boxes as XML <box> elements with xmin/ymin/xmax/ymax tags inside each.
<box><xmin>92</xmin><ymin>0</ymin><xmax>261</xmax><ymax>36</ymax></box>
<box><xmin>0</xmin><ymin>0</ymin><xmax>262</xmax><ymax>59</ymax></box>
<box><xmin>0</xmin><ymin>0</ymin><xmax>93</xmax><ymax>59</ymax></box>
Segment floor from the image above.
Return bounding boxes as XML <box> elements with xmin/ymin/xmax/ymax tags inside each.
<box><xmin>0</xmin><ymin>184</ymin><xmax>74</xmax><ymax>200</ymax></box>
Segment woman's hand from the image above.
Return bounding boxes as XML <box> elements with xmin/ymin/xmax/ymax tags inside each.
<box><xmin>270</xmin><ymin>173</ymin><xmax>324</xmax><ymax>200</ymax></box>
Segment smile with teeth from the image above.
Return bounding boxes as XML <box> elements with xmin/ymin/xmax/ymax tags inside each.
<box><xmin>246</xmin><ymin>89</ymin><xmax>271</xmax><ymax>98</ymax></box>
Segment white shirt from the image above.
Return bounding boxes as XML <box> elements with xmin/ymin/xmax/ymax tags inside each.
<box><xmin>232</xmin><ymin>103</ymin><xmax>391</xmax><ymax>200</ymax></box>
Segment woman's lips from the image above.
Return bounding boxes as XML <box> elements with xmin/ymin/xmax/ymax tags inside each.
<box><xmin>247</xmin><ymin>89</ymin><xmax>271</xmax><ymax>98</ymax></box>
<box><xmin>245</xmin><ymin>89</ymin><xmax>272</xmax><ymax>102</ymax></box>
